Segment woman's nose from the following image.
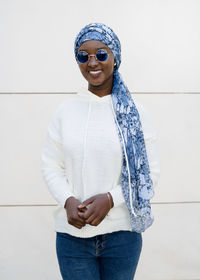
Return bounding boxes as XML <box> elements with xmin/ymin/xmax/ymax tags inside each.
<box><xmin>88</xmin><ymin>55</ymin><xmax>98</xmax><ymax>67</ymax></box>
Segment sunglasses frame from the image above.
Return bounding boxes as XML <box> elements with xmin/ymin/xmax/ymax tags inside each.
<box><xmin>77</xmin><ymin>49</ymin><xmax>109</xmax><ymax>64</ymax></box>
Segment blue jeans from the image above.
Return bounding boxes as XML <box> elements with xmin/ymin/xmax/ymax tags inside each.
<box><xmin>56</xmin><ymin>230</ymin><xmax>142</xmax><ymax>280</ymax></box>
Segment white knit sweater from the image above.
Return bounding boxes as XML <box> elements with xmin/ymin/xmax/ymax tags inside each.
<box><xmin>41</xmin><ymin>87</ymin><xmax>160</xmax><ymax>238</ymax></box>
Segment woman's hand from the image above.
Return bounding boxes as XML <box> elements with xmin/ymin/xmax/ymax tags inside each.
<box><xmin>77</xmin><ymin>193</ymin><xmax>114</xmax><ymax>227</ymax></box>
<box><xmin>64</xmin><ymin>197</ymin><xmax>87</xmax><ymax>229</ymax></box>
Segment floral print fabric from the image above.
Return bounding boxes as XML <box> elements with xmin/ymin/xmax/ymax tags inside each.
<box><xmin>74</xmin><ymin>23</ymin><xmax>154</xmax><ymax>232</ymax></box>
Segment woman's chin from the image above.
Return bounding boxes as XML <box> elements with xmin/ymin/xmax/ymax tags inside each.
<box><xmin>88</xmin><ymin>79</ymin><xmax>104</xmax><ymax>88</ymax></box>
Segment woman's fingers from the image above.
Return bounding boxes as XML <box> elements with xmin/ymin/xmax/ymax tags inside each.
<box><xmin>90</xmin><ymin>217</ymin><xmax>101</xmax><ymax>226</ymax></box>
<box><xmin>85</xmin><ymin>214</ymin><xmax>96</xmax><ymax>224</ymax></box>
<box><xmin>78</xmin><ymin>198</ymin><xmax>93</xmax><ymax>209</ymax></box>
<box><xmin>75</xmin><ymin>221</ymin><xmax>85</xmax><ymax>227</ymax></box>
<box><xmin>76</xmin><ymin>194</ymin><xmax>112</xmax><ymax>227</ymax></box>
<box><xmin>73</xmin><ymin>223</ymin><xmax>83</xmax><ymax>229</ymax></box>
<box><xmin>65</xmin><ymin>197</ymin><xmax>89</xmax><ymax>229</ymax></box>
<box><xmin>78</xmin><ymin>206</ymin><xmax>104</xmax><ymax>226</ymax></box>
<box><xmin>81</xmin><ymin>203</ymin><xmax>96</xmax><ymax>220</ymax></box>
<box><xmin>77</xmin><ymin>211</ymin><xmax>84</xmax><ymax>218</ymax></box>
<box><xmin>68</xmin><ymin>214</ymin><xmax>85</xmax><ymax>227</ymax></box>
<box><xmin>77</xmin><ymin>206</ymin><xmax>87</xmax><ymax>213</ymax></box>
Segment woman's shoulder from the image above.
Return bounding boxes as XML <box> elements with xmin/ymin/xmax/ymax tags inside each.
<box><xmin>53</xmin><ymin>92</ymin><xmax>86</xmax><ymax>114</ymax></box>
<box><xmin>47</xmin><ymin>94</ymin><xmax>83</xmax><ymax>137</ymax></box>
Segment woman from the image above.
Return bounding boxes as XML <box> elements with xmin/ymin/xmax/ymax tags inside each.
<box><xmin>41</xmin><ymin>23</ymin><xmax>160</xmax><ymax>280</ymax></box>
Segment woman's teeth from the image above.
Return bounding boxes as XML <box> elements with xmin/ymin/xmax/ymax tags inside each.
<box><xmin>89</xmin><ymin>70</ymin><xmax>102</xmax><ymax>74</ymax></box>
<box><xmin>89</xmin><ymin>70</ymin><xmax>102</xmax><ymax>78</ymax></box>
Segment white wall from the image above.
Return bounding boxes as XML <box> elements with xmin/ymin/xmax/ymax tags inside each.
<box><xmin>1</xmin><ymin>0</ymin><xmax>200</xmax><ymax>92</ymax></box>
<box><xmin>0</xmin><ymin>0</ymin><xmax>200</xmax><ymax>279</ymax></box>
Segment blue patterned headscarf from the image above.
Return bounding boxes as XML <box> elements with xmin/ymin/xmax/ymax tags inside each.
<box><xmin>74</xmin><ymin>23</ymin><xmax>154</xmax><ymax>233</ymax></box>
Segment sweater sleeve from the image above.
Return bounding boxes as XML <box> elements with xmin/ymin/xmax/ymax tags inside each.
<box><xmin>109</xmin><ymin>184</ymin><xmax>125</xmax><ymax>207</ymax></box>
<box><xmin>41</xmin><ymin>104</ymin><xmax>75</xmax><ymax>208</ymax></box>
<box><xmin>110</xmin><ymin>100</ymin><xmax>160</xmax><ymax>208</ymax></box>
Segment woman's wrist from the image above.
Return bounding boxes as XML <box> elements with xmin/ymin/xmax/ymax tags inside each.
<box><xmin>64</xmin><ymin>196</ymin><xmax>75</xmax><ymax>209</ymax></box>
<box><xmin>106</xmin><ymin>192</ymin><xmax>114</xmax><ymax>209</ymax></box>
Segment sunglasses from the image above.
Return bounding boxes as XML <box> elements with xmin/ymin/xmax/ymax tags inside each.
<box><xmin>77</xmin><ymin>49</ymin><xmax>109</xmax><ymax>64</ymax></box>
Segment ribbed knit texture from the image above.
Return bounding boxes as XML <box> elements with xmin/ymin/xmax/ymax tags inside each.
<box><xmin>41</xmin><ymin>88</ymin><xmax>160</xmax><ymax>238</ymax></box>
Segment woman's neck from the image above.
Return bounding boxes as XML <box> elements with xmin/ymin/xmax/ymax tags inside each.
<box><xmin>88</xmin><ymin>77</ymin><xmax>113</xmax><ymax>98</ymax></box>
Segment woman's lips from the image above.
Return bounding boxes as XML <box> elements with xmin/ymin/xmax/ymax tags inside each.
<box><xmin>88</xmin><ymin>70</ymin><xmax>102</xmax><ymax>78</ymax></box>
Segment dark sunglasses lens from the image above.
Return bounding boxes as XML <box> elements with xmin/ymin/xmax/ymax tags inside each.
<box><xmin>96</xmin><ymin>49</ymin><xmax>108</xmax><ymax>61</ymax></box>
<box><xmin>77</xmin><ymin>51</ymin><xmax>88</xmax><ymax>63</ymax></box>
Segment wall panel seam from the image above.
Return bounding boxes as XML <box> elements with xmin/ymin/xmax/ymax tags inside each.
<box><xmin>0</xmin><ymin>201</ymin><xmax>200</xmax><ymax>207</ymax></box>
<box><xmin>0</xmin><ymin>92</ymin><xmax>200</xmax><ymax>95</ymax></box>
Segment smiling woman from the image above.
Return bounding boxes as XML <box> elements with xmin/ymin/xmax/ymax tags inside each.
<box><xmin>41</xmin><ymin>22</ymin><xmax>160</xmax><ymax>280</ymax></box>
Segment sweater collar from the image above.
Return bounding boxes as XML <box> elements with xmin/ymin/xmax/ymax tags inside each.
<box><xmin>77</xmin><ymin>87</ymin><xmax>111</xmax><ymax>103</ymax></box>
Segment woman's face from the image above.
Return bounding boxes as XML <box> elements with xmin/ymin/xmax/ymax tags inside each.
<box><xmin>77</xmin><ymin>40</ymin><xmax>115</xmax><ymax>93</ymax></box>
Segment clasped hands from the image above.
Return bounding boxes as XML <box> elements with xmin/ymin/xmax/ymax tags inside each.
<box><xmin>64</xmin><ymin>193</ymin><xmax>114</xmax><ymax>229</ymax></box>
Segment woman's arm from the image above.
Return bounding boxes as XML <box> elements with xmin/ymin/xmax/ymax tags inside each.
<box><xmin>41</xmin><ymin>130</ymin><xmax>75</xmax><ymax>208</ymax></box>
<box><xmin>41</xmin><ymin>103</ymin><xmax>75</xmax><ymax>207</ymax></box>
<box><xmin>41</xmin><ymin>105</ymin><xmax>87</xmax><ymax>229</ymax></box>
